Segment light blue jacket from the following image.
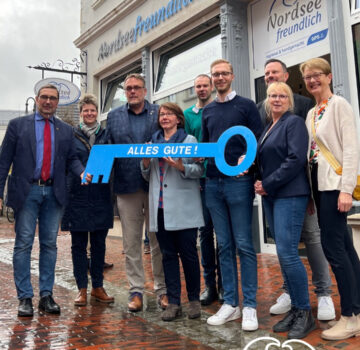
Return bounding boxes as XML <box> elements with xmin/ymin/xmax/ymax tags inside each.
<box><xmin>141</xmin><ymin>135</ymin><xmax>204</xmax><ymax>232</ymax></box>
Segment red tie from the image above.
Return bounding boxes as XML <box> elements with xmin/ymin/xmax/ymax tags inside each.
<box><xmin>41</xmin><ymin>119</ymin><xmax>51</xmax><ymax>181</ymax></box>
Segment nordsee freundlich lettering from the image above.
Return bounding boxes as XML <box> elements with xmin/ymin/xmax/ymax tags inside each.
<box><xmin>82</xmin><ymin>126</ymin><xmax>257</xmax><ymax>183</ymax></box>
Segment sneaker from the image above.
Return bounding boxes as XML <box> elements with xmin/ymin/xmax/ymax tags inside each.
<box><xmin>269</xmin><ymin>292</ymin><xmax>291</xmax><ymax>315</ymax></box>
<box><xmin>207</xmin><ymin>304</ymin><xmax>241</xmax><ymax>326</ymax></box>
<box><xmin>242</xmin><ymin>307</ymin><xmax>258</xmax><ymax>331</ymax></box>
<box><xmin>317</xmin><ymin>296</ymin><xmax>336</xmax><ymax>321</ymax></box>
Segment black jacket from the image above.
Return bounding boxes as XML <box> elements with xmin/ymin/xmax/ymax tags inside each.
<box><xmin>61</xmin><ymin>126</ymin><xmax>113</xmax><ymax>232</ymax></box>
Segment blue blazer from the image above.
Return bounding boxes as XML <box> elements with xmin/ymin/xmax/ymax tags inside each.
<box><xmin>105</xmin><ymin>100</ymin><xmax>159</xmax><ymax>194</ymax></box>
<box><xmin>0</xmin><ymin>114</ymin><xmax>84</xmax><ymax>212</ymax></box>
<box><xmin>257</xmin><ymin>111</ymin><xmax>310</xmax><ymax>198</ymax></box>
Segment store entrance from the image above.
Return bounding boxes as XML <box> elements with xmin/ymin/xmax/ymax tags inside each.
<box><xmin>255</xmin><ymin>54</ymin><xmax>331</xmax><ymax>104</ymax></box>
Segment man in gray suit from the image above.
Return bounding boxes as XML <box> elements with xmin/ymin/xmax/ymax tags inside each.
<box><xmin>257</xmin><ymin>59</ymin><xmax>335</xmax><ymax>321</ymax></box>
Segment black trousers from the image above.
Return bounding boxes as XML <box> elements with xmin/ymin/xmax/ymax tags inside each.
<box><xmin>71</xmin><ymin>230</ymin><xmax>108</xmax><ymax>289</ymax></box>
<box><xmin>311</xmin><ymin>164</ymin><xmax>360</xmax><ymax>316</ymax></box>
<box><xmin>156</xmin><ymin>209</ymin><xmax>200</xmax><ymax>305</ymax></box>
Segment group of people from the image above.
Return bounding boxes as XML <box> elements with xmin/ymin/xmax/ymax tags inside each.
<box><xmin>255</xmin><ymin>57</ymin><xmax>360</xmax><ymax>340</ymax></box>
<box><xmin>0</xmin><ymin>55</ymin><xmax>360</xmax><ymax>342</ymax></box>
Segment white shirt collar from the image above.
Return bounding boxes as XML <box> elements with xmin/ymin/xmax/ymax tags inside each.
<box><xmin>215</xmin><ymin>90</ymin><xmax>236</xmax><ymax>102</ymax></box>
<box><xmin>192</xmin><ymin>105</ymin><xmax>200</xmax><ymax>114</ymax></box>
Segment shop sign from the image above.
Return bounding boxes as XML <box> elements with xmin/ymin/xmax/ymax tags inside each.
<box><xmin>250</xmin><ymin>0</ymin><xmax>328</xmax><ymax>70</ymax></box>
<box><xmin>34</xmin><ymin>78</ymin><xmax>81</xmax><ymax>106</ymax></box>
<box><xmin>98</xmin><ymin>0</ymin><xmax>195</xmax><ymax>61</ymax></box>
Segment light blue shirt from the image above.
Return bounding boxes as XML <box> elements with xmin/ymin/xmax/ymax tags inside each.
<box><xmin>33</xmin><ymin>113</ymin><xmax>55</xmax><ymax>180</ymax></box>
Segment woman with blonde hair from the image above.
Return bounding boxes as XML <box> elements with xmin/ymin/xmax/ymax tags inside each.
<box><xmin>300</xmin><ymin>57</ymin><xmax>360</xmax><ymax>340</ymax></box>
<box><xmin>255</xmin><ymin>82</ymin><xmax>315</xmax><ymax>339</ymax></box>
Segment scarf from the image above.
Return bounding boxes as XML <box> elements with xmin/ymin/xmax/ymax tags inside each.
<box><xmin>79</xmin><ymin>122</ymin><xmax>100</xmax><ymax>146</ymax></box>
<box><xmin>151</xmin><ymin>128</ymin><xmax>187</xmax><ymax>144</ymax></box>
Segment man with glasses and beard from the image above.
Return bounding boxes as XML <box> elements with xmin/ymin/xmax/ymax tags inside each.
<box><xmin>105</xmin><ymin>73</ymin><xmax>167</xmax><ymax>312</ymax></box>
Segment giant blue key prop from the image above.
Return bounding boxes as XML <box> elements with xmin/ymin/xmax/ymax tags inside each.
<box><xmin>82</xmin><ymin>126</ymin><xmax>257</xmax><ymax>183</ymax></box>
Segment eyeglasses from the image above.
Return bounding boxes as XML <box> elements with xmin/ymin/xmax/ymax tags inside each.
<box><xmin>39</xmin><ymin>95</ymin><xmax>58</xmax><ymax>102</ymax></box>
<box><xmin>268</xmin><ymin>94</ymin><xmax>288</xmax><ymax>100</ymax></box>
<box><xmin>125</xmin><ymin>86</ymin><xmax>144</xmax><ymax>92</ymax></box>
<box><xmin>159</xmin><ymin>112</ymin><xmax>176</xmax><ymax>117</ymax></box>
<box><xmin>302</xmin><ymin>72</ymin><xmax>326</xmax><ymax>82</ymax></box>
<box><xmin>211</xmin><ymin>71</ymin><xmax>232</xmax><ymax>78</ymax></box>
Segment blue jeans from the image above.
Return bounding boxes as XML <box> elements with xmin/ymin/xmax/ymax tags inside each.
<box><xmin>71</xmin><ymin>230</ymin><xmax>108</xmax><ymax>289</ymax></box>
<box><xmin>281</xmin><ymin>210</ymin><xmax>332</xmax><ymax>297</ymax></box>
<box><xmin>205</xmin><ymin>176</ymin><xmax>257</xmax><ymax>308</ymax></box>
<box><xmin>13</xmin><ymin>185</ymin><xmax>63</xmax><ymax>299</ymax></box>
<box><xmin>263</xmin><ymin>195</ymin><xmax>310</xmax><ymax>310</ymax></box>
<box><xmin>200</xmin><ymin>179</ymin><xmax>221</xmax><ymax>289</ymax></box>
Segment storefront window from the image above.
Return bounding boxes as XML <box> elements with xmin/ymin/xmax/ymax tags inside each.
<box><xmin>153</xmin><ymin>27</ymin><xmax>220</xmax><ymax>109</ymax></box>
<box><xmin>155</xmin><ymin>87</ymin><xmax>196</xmax><ymax>111</ymax></box>
<box><xmin>154</xmin><ymin>33</ymin><xmax>221</xmax><ymax>93</ymax></box>
<box><xmin>101</xmin><ymin>67</ymin><xmax>142</xmax><ymax>114</ymax></box>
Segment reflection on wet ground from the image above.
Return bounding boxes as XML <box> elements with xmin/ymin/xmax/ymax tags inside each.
<box><xmin>0</xmin><ymin>217</ymin><xmax>359</xmax><ymax>349</ymax></box>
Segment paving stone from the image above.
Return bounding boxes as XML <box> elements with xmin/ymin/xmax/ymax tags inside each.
<box><xmin>0</xmin><ymin>216</ymin><xmax>358</xmax><ymax>349</ymax></box>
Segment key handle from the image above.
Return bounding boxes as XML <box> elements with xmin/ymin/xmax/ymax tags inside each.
<box><xmin>82</xmin><ymin>126</ymin><xmax>257</xmax><ymax>183</ymax></box>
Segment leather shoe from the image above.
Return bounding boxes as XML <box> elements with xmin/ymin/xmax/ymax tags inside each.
<box><xmin>38</xmin><ymin>295</ymin><xmax>60</xmax><ymax>314</ymax></box>
<box><xmin>104</xmin><ymin>262</ymin><xmax>114</xmax><ymax>269</ymax></box>
<box><xmin>91</xmin><ymin>287</ymin><xmax>114</xmax><ymax>303</ymax></box>
<box><xmin>128</xmin><ymin>293</ymin><xmax>143</xmax><ymax>312</ymax></box>
<box><xmin>158</xmin><ymin>294</ymin><xmax>169</xmax><ymax>310</ymax></box>
<box><xmin>74</xmin><ymin>288</ymin><xmax>87</xmax><ymax>306</ymax></box>
<box><xmin>288</xmin><ymin>309</ymin><xmax>316</xmax><ymax>339</ymax></box>
<box><xmin>200</xmin><ymin>286</ymin><xmax>218</xmax><ymax>306</ymax></box>
<box><xmin>273</xmin><ymin>307</ymin><xmax>298</xmax><ymax>332</ymax></box>
<box><xmin>18</xmin><ymin>298</ymin><xmax>33</xmax><ymax>317</ymax></box>
<box><xmin>322</xmin><ymin>315</ymin><xmax>360</xmax><ymax>340</ymax></box>
<box><xmin>162</xmin><ymin>304</ymin><xmax>182</xmax><ymax>321</ymax></box>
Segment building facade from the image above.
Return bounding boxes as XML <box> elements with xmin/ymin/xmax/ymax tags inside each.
<box><xmin>75</xmin><ymin>0</ymin><xmax>360</xmax><ymax>253</ymax></box>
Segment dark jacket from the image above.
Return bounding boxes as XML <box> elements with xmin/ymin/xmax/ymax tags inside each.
<box><xmin>0</xmin><ymin>114</ymin><xmax>84</xmax><ymax>213</ymax></box>
<box><xmin>105</xmin><ymin>101</ymin><xmax>159</xmax><ymax>194</ymax></box>
<box><xmin>257</xmin><ymin>93</ymin><xmax>314</xmax><ymax>126</ymax></box>
<box><xmin>257</xmin><ymin>111</ymin><xmax>310</xmax><ymax>198</ymax></box>
<box><xmin>61</xmin><ymin>126</ymin><xmax>113</xmax><ymax>232</ymax></box>
<box><xmin>202</xmin><ymin>95</ymin><xmax>263</xmax><ymax>178</ymax></box>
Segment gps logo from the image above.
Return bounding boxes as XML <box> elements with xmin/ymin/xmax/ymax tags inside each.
<box><xmin>270</xmin><ymin>0</ymin><xmax>299</xmax><ymax>14</ymax></box>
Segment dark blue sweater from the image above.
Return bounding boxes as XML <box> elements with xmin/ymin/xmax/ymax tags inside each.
<box><xmin>202</xmin><ymin>95</ymin><xmax>263</xmax><ymax>178</ymax></box>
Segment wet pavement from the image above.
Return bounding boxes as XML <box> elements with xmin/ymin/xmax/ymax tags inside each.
<box><xmin>0</xmin><ymin>216</ymin><xmax>359</xmax><ymax>350</ymax></box>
